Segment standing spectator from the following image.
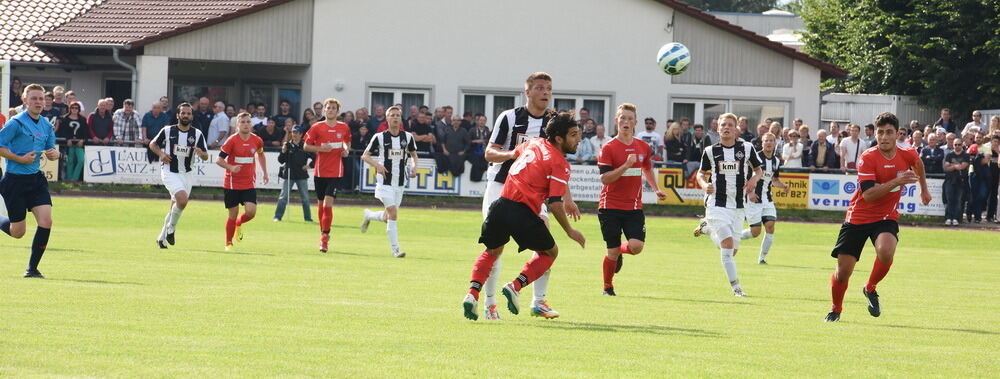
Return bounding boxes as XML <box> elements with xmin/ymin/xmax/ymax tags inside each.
<box><xmin>192</xmin><ymin>97</ymin><xmax>214</xmax><ymax>137</ymax></box>
<box><xmin>826</xmin><ymin>121</ymin><xmax>840</xmax><ymax>145</ymax></box>
<box><xmin>273</xmin><ymin>100</ymin><xmax>296</xmax><ymax>127</ymax></box>
<box><xmin>637</xmin><ymin>117</ymin><xmax>664</xmax><ymax>160</ymax></box>
<box><xmin>312</xmin><ymin>102</ymin><xmax>323</xmax><ymax>119</ymax></box>
<box><xmin>663</xmin><ymin>122</ymin><xmax>687</xmax><ymax>164</ymax></box>
<box><xmin>782</xmin><ymin>130</ymin><xmax>804</xmax><ymax>168</ymax></box>
<box><xmin>439</xmin><ymin>116</ymin><xmax>470</xmax><ymax>176</ymax></box>
<box><xmin>259</xmin><ymin>118</ymin><xmax>285</xmax><ymax>147</ymax></box>
<box><xmin>8</xmin><ymin>77</ymin><xmax>23</xmax><ymax>107</ymax></box>
<box><xmin>432</xmin><ymin>105</ymin><xmax>452</xmax><ymax>145</ymax></box>
<box><xmin>737</xmin><ymin>117</ymin><xmax>754</xmax><ymax>141</ymax></box>
<box><xmin>808</xmin><ymin>130</ymin><xmax>838</xmax><ymax>171</ymax></box>
<box><xmin>353</xmin><ymin>124</ymin><xmax>373</xmax><ymax>152</ymax></box>
<box><xmin>65</xmin><ymin>91</ymin><xmax>84</xmax><ymax>113</ymax></box>
<box><xmin>141</xmin><ymin>102</ymin><xmax>170</xmax><ymax>144</ymax></box>
<box><xmin>591</xmin><ymin>124</ymin><xmax>611</xmax><ymax>159</ymax></box>
<box><xmin>935</xmin><ymin>108</ymin><xmax>959</xmax><ymax>135</ymax></box>
<box><xmin>354</xmin><ymin>107</ymin><xmax>370</xmax><ymax>127</ymax></box>
<box><xmin>160</xmin><ymin>96</ymin><xmax>176</xmax><ymax>125</ymax></box>
<box><xmin>274</xmin><ymin>125</ymin><xmax>314</xmax><ymax>222</ymax></box>
<box><xmin>706</xmin><ymin>118</ymin><xmax>721</xmax><ymax>145</ymax></box>
<box><xmin>943</xmin><ymin>138</ymin><xmax>971</xmax><ymax>225</ymax></box>
<box><xmin>792</xmin><ymin>117</ymin><xmax>803</xmax><ymax>130</ymax></box>
<box><xmin>251</xmin><ymin>104</ymin><xmax>268</xmax><ymax>128</ymax></box>
<box><xmin>406</xmin><ymin>105</ymin><xmax>420</xmax><ymax>126</ymax></box>
<box><xmin>467</xmin><ymin>114</ymin><xmax>490</xmax><ymax>181</ymax></box>
<box><xmin>112</xmin><ymin>99</ymin><xmax>142</xmax><ymax>144</ymax></box>
<box><xmin>685</xmin><ymin>123</ymin><xmax>712</xmax><ymax>175</ymax></box>
<box><xmin>301</xmin><ymin>108</ymin><xmax>318</xmax><ymax>134</ymax></box>
<box><xmin>910</xmin><ymin>130</ymin><xmax>926</xmax><ymax>151</ymax></box>
<box><xmin>963</xmin><ymin>110</ymin><xmax>985</xmax><ymax>135</ymax></box>
<box><xmin>679</xmin><ymin>117</ymin><xmax>692</xmax><ymax>133</ymax></box>
<box><xmin>410</xmin><ymin>111</ymin><xmax>436</xmax><ymax>153</ymax></box>
<box><xmin>920</xmin><ymin>133</ymin><xmax>945</xmax><ymax>174</ymax></box>
<box><xmin>984</xmin><ymin>134</ymin><xmax>1000</xmax><ymax>223</ymax></box>
<box><xmin>88</xmin><ymin>99</ymin><xmax>114</xmax><ymax>144</ymax></box>
<box><xmin>368</xmin><ymin>104</ymin><xmax>387</xmax><ymax>131</ymax></box>
<box><xmin>581</xmin><ymin>118</ymin><xmax>597</xmax><ymax>140</ymax></box>
<box><xmin>41</xmin><ymin>92</ymin><xmax>61</xmax><ymax>130</ymax></box>
<box><xmin>769</xmin><ymin>122</ymin><xmax>784</xmax><ymax>156</ymax></box>
<box><xmin>751</xmin><ymin>123</ymin><xmax>768</xmax><ymax>151</ymax></box>
<box><xmin>51</xmin><ymin>86</ymin><xmax>68</xmax><ymax>116</ymax></box>
<box><xmin>58</xmin><ymin>101</ymin><xmax>88</xmax><ymax>181</ymax></box>
<box><xmin>839</xmin><ymin>123</ymin><xmax>863</xmax><ymax>171</ymax></box>
<box><xmin>207</xmin><ymin>101</ymin><xmax>230</xmax><ymax>148</ymax></box>
<box><xmin>568</xmin><ymin>123</ymin><xmax>595</xmax><ymax>164</ymax></box>
<box><xmin>861</xmin><ymin>123</ymin><xmax>876</xmax><ymax>147</ymax></box>
<box><xmin>896</xmin><ymin>128</ymin><xmax>911</xmax><ymax>149</ymax></box>
<box><xmin>578</xmin><ymin>107</ymin><xmax>591</xmax><ymax>127</ymax></box>
<box><xmin>226</xmin><ymin>104</ymin><xmax>238</xmax><ymax>134</ymax></box>
<box><xmin>967</xmin><ymin>142</ymin><xmax>991</xmax><ymax>223</ymax></box>
<box><xmin>461</xmin><ymin>111</ymin><xmax>475</xmax><ymax>130</ymax></box>
<box><xmin>281</xmin><ymin>118</ymin><xmax>296</xmax><ymax>144</ymax></box>
<box><xmin>942</xmin><ymin>133</ymin><xmax>957</xmax><ymax>156</ymax></box>
<box><xmin>989</xmin><ymin>115</ymin><xmax>1000</xmax><ymax>137</ymax></box>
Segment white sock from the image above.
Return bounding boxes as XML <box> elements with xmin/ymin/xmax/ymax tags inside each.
<box><xmin>483</xmin><ymin>256</ymin><xmax>502</xmax><ymax>307</ymax></box>
<box><xmin>371</xmin><ymin>211</ymin><xmax>386</xmax><ymax>222</ymax></box>
<box><xmin>759</xmin><ymin>233</ymin><xmax>774</xmax><ymax>261</ymax></box>
<box><xmin>167</xmin><ymin>205</ymin><xmax>184</xmax><ymax>234</ymax></box>
<box><xmin>741</xmin><ymin>229</ymin><xmax>753</xmax><ymax>240</ymax></box>
<box><xmin>158</xmin><ymin>211</ymin><xmax>171</xmax><ymax>241</ymax></box>
<box><xmin>533</xmin><ymin>269</ymin><xmax>551</xmax><ymax>307</ymax></box>
<box><xmin>721</xmin><ymin>248</ymin><xmax>740</xmax><ymax>288</ymax></box>
<box><xmin>386</xmin><ymin>220</ymin><xmax>399</xmax><ymax>250</ymax></box>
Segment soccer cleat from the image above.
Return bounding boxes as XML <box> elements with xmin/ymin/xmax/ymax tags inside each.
<box><xmin>733</xmin><ymin>287</ymin><xmax>749</xmax><ymax>297</ymax></box>
<box><xmin>23</xmin><ymin>269</ymin><xmax>44</xmax><ymax>279</ymax></box>
<box><xmin>615</xmin><ymin>254</ymin><xmax>623</xmax><ymax>273</ymax></box>
<box><xmin>531</xmin><ymin>301</ymin><xmax>560</xmax><ymax>319</ymax></box>
<box><xmin>392</xmin><ymin>248</ymin><xmax>406</xmax><ymax>258</ymax></box>
<box><xmin>166</xmin><ymin>232</ymin><xmax>175</xmax><ymax>246</ymax></box>
<box><xmin>758</xmin><ymin>259</ymin><xmax>768</xmax><ymax>265</ymax></box>
<box><xmin>501</xmin><ymin>282</ymin><xmax>520</xmax><ymax>315</ymax></box>
<box><xmin>603</xmin><ymin>287</ymin><xmax>617</xmax><ymax>296</ymax></box>
<box><xmin>462</xmin><ymin>293</ymin><xmax>479</xmax><ymax>321</ymax></box>
<box><xmin>273</xmin><ymin>218</ymin><xmax>280</xmax><ymax>222</ymax></box>
<box><xmin>319</xmin><ymin>233</ymin><xmax>330</xmax><ymax>253</ymax></box>
<box><xmin>484</xmin><ymin>304</ymin><xmax>501</xmax><ymax>320</ymax></box>
<box><xmin>360</xmin><ymin>209</ymin><xmax>372</xmax><ymax>233</ymax></box>
<box><xmin>225</xmin><ymin>243</ymin><xmax>233</xmax><ymax>252</ymax></box>
<box><xmin>693</xmin><ymin>219</ymin><xmax>708</xmax><ymax>237</ymax></box>
<box><xmin>156</xmin><ymin>239</ymin><xmax>168</xmax><ymax>249</ymax></box>
<box><xmin>235</xmin><ymin>224</ymin><xmax>244</xmax><ymax>242</ymax></box>
<box><xmin>863</xmin><ymin>288</ymin><xmax>881</xmax><ymax>317</ymax></box>
<box><xmin>824</xmin><ymin>311</ymin><xmax>841</xmax><ymax>322</ymax></box>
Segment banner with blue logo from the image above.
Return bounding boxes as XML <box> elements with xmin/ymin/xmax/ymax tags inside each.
<box><xmin>808</xmin><ymin>173</ymin><xmax>944</xmax><ymax>216</ymax></box>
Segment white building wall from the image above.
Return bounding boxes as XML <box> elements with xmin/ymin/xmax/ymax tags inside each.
<box><xmin>10</xmin><ymin>65</ymin><xmax>110</xmax><ymax>110</ymax></box>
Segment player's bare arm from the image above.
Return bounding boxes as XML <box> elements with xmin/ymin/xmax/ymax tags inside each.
<box><xmin>697</xmin><ymin>169</ymin><xmax>714</xmax><ymax>194</ymax></box>
<box><xmin>642</xmin><ymin>166</ymin><xmax>667</xmax><ymax>200</ymax></box>
<box><xmin>361</xmin><ymin>150</ymin><xmax>387</xmax><ymax>175</ymax></box>
<box><xmin>547</xmin><ymin>199</ymin><xmax>585</xmax><ymax>248</ymax></box>
<box><xmin>911</xmin><ymin>155</ymin><xmax>930</xmax><ymax>205</ymax></box>
<box><xmin>745</xmin><ymin>166</ymin><xmax>763</xmax><ymax>202</ymax></box>
<box><xmin>0</xmin><ymin>147</ymin><xmax>36</xmax><ymax>165</ymax></box>
<box><xmin>408</xmin><ymin>151</ymin><xmax>419</xmax><ymax>178</ymax></box>
<box><xmin>773</xmin><ymin>177</ymin><xmax>791</xmax><ymax>192</ymax></box>
<box><xmin>600</xmin><ymin>153</ymin><xmax>637</xmax><ymax>184</ymax></box>
<box><xmin>257</xmin><ymin>150</ymin><xmax>268</xmax><ymax>184</ymax></box>
<box><xmin>485</xmin><ymin>143</ymin><xmax>516</xmax><ymax>163</ymax></box>
<box><xmin>148</xmin><ymin>141</ymin><xmax>171</xmax><ymax>164</ymax></box>
<box><xmin>216</xmin><ymin>156</ymin><xmax>241</xmax><ymax>173</ymax></box>
<box><xmin>860</xmin><ymin>171</ymin><xmax>918</xmax><ymax>203</ymax></box>
<box><xmin>563</xmin><ymin>189</ymin><xmax>580</xmax><ymax>221</ymax></box>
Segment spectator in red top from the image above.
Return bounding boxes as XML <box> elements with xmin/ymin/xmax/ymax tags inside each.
<box><xmin>304</xmin><ymin>98</ymin><xmax>352</xmax><ymax>253</ymax></box>
<box><xmin>216</xmin><ymin>112</ymin><xmax>268</xmax><ymax>250</ymax></box>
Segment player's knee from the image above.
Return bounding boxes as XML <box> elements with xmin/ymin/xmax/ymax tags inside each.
<box><xmin>764</xmin><ymin>223</ymin><xmax>775</xmax><ymax>234</ymax></box>
<box><xmin>720</xmin><ymin>237</ymin><xmax>734</xmax><ymax>249</ymax></box>
<box><xmin>386</xmin><ymin>207</ymin><xmax>398</xmax><ymax>220</ymax></box>
<box><xmin>751</xmin><ymin>228</ymin><xmax>762</xmax><ymax>238</ymax></box>
<box><xmin>544</xmin><ymin>246</ymin><xmax>559</xmax><ymax>258</ymax></box>
<box><xmin>629</xmin><ymin>241</ymin><xmax>644</xmax><ymax>255</ymax></box>
<box><xmin>36</xmin><ymin>218</ymin><xmax>52</xmax><ymax>229</ymax></box>
<box><xmin>9</xmin><ymin>227</ymin><xmax>25</xmax><ymax>239</ymax></box>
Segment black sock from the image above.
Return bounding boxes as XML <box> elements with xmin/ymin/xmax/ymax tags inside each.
<box><xmin>28</xmin><ymin>227</ymin><xmax>50</xmax><ymax>271</ymax></box>
<box><xmin>0</xmin><ymin>215</ymin><xmax>10</xmax><ymax>235</ymax></box>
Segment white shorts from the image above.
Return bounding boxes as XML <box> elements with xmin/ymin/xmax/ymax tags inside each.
<box><xmin>705</xmin><ymin>206</ymin><xmax>745</xmax><ymax>249</ymax></box>
<box><xmin>745</xmin><ymin>201</ymin><xmax>777</xmax><ymax>226</ymax></box>
<box><xmin>374</xmin><ymin>184</ymin><xmax>404</xmax><ymax>208</ymax></box>
<box><xmin>161</xmin><ymin>171</ymin><xmax>194</xmax><ymax>201</ymax></box>
<box><xmin>482</xmin><ymin>180</ymin><xmax>547</xmax><ymax>220</ymax></box>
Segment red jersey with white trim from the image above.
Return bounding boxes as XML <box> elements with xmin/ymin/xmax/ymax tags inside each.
<box><xmin>500</xmin><ymin>137</ymin><xmax>570</xmax><ymax>215</ymax></box>
<box><xmin>845</xmin><ymin>146</ymin><xmax>919</xmax><ymax>224</ymax></box>
<box><xmin>305</xmin><ymin>121</ymin><xmax>351</xmax><ymax>178</ymax></box>
<box><xmin>597</xmin><ymin>137</ymin><xmax>652</xmax><ymax>210</ymax></box>
<box><xmin>221</xmin><ymin>133</ymin><xmax>264</xmax><ymax>190</ymax></box>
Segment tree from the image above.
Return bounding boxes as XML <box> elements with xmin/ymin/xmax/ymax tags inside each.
<box><xmin>800</xmin><ymin>0</ymin><xmax>1000</xmax><ymax>122</ymax></box>
<box><xmin>679</xmin><ymin>0</ymin><xmax>778</xmax><ymax>13</ymax></box>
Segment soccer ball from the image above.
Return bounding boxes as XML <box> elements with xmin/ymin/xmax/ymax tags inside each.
<box><xmin>657</xmin><ymin>42</ymin><xmax>691</xmax><ymax>75</ymax></box>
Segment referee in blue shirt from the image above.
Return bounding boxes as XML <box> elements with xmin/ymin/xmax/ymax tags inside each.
<box><xmin>0</xmin><ymin>84</ymin><xmax>60</xmax><ymax>278</ymax></box>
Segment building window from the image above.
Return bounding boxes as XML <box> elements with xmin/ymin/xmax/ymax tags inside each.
<box><xmin>732</xmin><ymin>101</ymin><xmax>787</xmax><ymax>129</ymax></box>
<box><xmin>245</xmin><ymin>84</ymin><xmax>302</xmax><ymax>118</ymax></box>
<box><xmin>173</xmin><ymin>84</ymin><xmax>233</xmax><ymax>109</ymax></box>
<box><xmin>552</xmin><ymin>94</ymin><xmax>610</xmax><ymax>127</ymax></box>
<box><xmin>671</xmin><ymin>99</ymin><xmax>787</xmax><ymax>129</ymax></box>
<box><xmin>368</xmin><ymin>87</ymin><xmax>430</xmax><ymax>119</ymax></box>
<box><xmin>461</xmin><ymin>90</ymin><xmax>522</xmax><ymax>127</ymax></box>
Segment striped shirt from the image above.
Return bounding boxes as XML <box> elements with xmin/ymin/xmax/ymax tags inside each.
<box><xmin>151</xmin><ymin>125</ymin><xmax>209</xmax><ymax>173</ymax></box>
<box><xmin>486</xmin><ymin>106</ymin><xmax>555</xmax><ymax>184</ymax></box>
<box><xmin>365</xmin><ymin>130</ymin><xmax>417</xmax><ymax>187</ymax></box>
<box><xmin>700</xmin><ymin>140</ymin><xmax>762</xmax><ymax>209</ymax></box>
<box><xmin>753</xmin><ymin>151</ymin><xmax>781</xmax><ymax>204</ymax></box>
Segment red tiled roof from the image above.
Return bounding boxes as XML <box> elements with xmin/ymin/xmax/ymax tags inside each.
<box><xmin>657</xmin><ymin>0</ymin><xmax>847</xmax><ymax>78</ymax></box>
<box><xmin>34</xmin><ymin>0</ymin><xmax>293</xmax><ymax>48</ymax></box>
<box><xmin>0</xmin><ymin>0</ymin><xmax>104</xmax><ymax>63</ymax></box>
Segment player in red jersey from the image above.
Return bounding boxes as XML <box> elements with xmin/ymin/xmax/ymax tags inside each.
<box><xmin>597</xmin><ymin>103</ymin><xmax>666</xmax><ymax>296</ymax></box>
<box><xmin>825</xmin><ymin>112</ymin><xmax>931</xmax><ymax>322</ymax></box>
<box><xmin>462</xmin><ymin>112</ymin><xmax>586</xmax><ymax>320</ymax></box>
<box><xmin>304</xmin><ymin>98</ymin><xmax>351</xmax><ymax>253</ymax></box>
<box><xmin>216</xmin><ymin>112</ymin><xmax>268</xmax><ymax>250</ymax></box>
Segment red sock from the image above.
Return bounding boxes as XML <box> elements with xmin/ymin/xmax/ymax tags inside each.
<box><xmin>602</xmin><ymin>256</ymin><xmax>616</xmax><ymax>290</ymax></box>
<box><xmin>468</xmin><ymin>251</ymin><xmax>499</xmax><ymax>300</ymax></box>
<box><xmin>513</xmin><ymin>253</ymin><xmax>555</xmax><ymax>291</ymax></box>
<box><xmin>225</xmin><ymin>218</ymin><xmax>236</xmax><ymax>243</ymax></box>
<box><xmin>620</xmin><ymin>241</ymin><xmax>636</xmax><ymax>255</ymax></box>
<box><xmin>865</xmin><ymin>257</ymin><xmax>893</xmax><ymax>292</ymax></box>
<box><xmin>831</xmin><ymin>273</ymin><xmax>849</xmax><ymax>313</ymax></box>
<box><xmin>237</xmin><ymin>212</ymin><xmax>253</xmax><ymax>226</ymax></box>
<box><xmin>319</xmin><ymin>206</ymin><xmax>332</xmax><ymax>233</ymax></box>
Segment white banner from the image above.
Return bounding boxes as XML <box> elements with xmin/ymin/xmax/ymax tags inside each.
<box><xmin>808</xmin><ymin>173</ymin><xmax>945</xmax><ymax>216</ymax></box>
<box><xmin>83</xmin><ymin>146</ymin><xmax>307</xmax><ymax>190</ymax></box>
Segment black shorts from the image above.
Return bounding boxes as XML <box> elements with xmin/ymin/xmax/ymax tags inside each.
<box><xmin>314</xmin><ymin>177</ymin><xmax>341</xmax><ymax>201</ymax></box>
<box><xmin>479</xmin><ymin>197</ymin><xmax>555</xmax><ymax>252</ymax></box>
<box><xmin>0</xmin><ymin>172</ymin><xmax>52</xmax><ymax>223</ymax></box>
<box><xmin>598</xmin><ymin>208</ymin><xmax>646</xmax><ymax>248</ymax></box>
<box><xmin>223</xmin><ymin>188</ymin><xmax>257</xmax><ymax>208</ymax></box>
<box><xmin>831</xmin><ymin>220</ymin><xmax>899</xmax><ymax>261</ymax></box>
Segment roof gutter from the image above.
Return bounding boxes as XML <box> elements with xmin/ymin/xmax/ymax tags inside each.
<box><xmin>33</xmin><ymin>41</ymin><xmax>132</xmax><ymax>50</ymax></box>
<box><xmin>111</xmin><ymin>47</ymin><xmax>137</xmax><ymax>101</ymax></box>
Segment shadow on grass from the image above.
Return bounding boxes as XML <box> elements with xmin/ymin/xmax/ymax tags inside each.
<box><xmin>764</xmin><ymin>264</ymin><xmax>830</xmax><ymax>271</ymax></box>
<box><xmin>881</xmin><ymin>324</ymin><xmax>999</xmax><ymax>336</ymax></box>
<box><xmin>44</xmin><ymin>248</ymin><xmax>95</xmax><ymax>253</ymax></box>
<box><xmin>52</xmin><ymin>278</ymin><xmax>144</xmax><ymax>286</ymax></box>
<box><xmin>189</xmin><ymin>249</ymin><xmax>275</xmax><ymax>257</ymax></box>
<box><xmin>629</xmin><ymin>295</ymin><xmax>759</xmax><ymax>306</ymax></box>
<box><xmin>531</xmin><ymin>320</ymin><xmax>721</xmax><ymax>338</ymax></box>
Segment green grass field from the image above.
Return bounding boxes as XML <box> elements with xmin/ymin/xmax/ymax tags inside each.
<box><xmin>1</xmin><ymin>196</ymin><xmax>998</xmax><ymax>377</ymax></box>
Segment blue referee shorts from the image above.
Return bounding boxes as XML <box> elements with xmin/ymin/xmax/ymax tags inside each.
<box><xmin>0</xmin><ymin>172</ymin><xmax>52</xmax><ymax>223</ymax></box>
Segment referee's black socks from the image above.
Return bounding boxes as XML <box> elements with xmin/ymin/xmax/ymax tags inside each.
<box><xmin>28</xmin><ymin>227</ymin><xmax>50</xmax><ymax>271</ymax></box>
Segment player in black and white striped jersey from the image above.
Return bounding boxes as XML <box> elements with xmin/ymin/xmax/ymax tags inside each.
<box><xmin>692</xmin><ymin>112</ymin><xmax>763</xmax><ymax>297</ymax></box>
<box><xmin>477</xmin><ymin>72</ymin><xmax>580</xmax><ymax>320</ymax></box>
<box><xmin>148</xmin><ymin>102</ymin><xmax>210</xmax><ymax>249</ymax></box>
<box><xmin>360</xmin><ymin>105</ymin><xmax>418</xmax><ymax>258</ymax></box>
<box><xmin>739</xmin><ymin>133</ymin><xmax>789</xmax><ymax>264</ymax></box>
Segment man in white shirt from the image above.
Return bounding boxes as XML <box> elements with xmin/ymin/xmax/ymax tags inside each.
<box><xmin>637</xmin><ymin>117</ymin><xmax>664</xmax><ymax>160</ymax></box>
<box><xmin>826</xmin><ymin>121</ymin><xmax>840</xmax><ymax>145</ymax></box>
<box><xmin>839</xmin><ymin>123</ymin><xmax>862</xmax><ymax>170</ymax></box>
<box><xmin>208</xmin><ymin>101</ymin><xmax>230</xmax><ymax>148</ymax></box>
<box><xmin>591</xmin><ymin>123</ymin><xmax>610</xmax><ymax>160</ymax></box>
<box><xmin>962</xmin><ymin>110</ymin><xmax>985</xmax><ymax>135</ymax></box>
